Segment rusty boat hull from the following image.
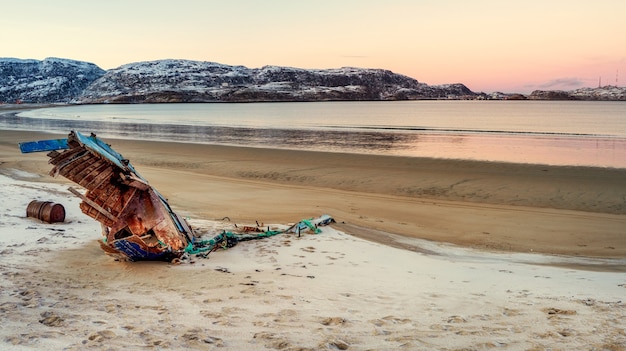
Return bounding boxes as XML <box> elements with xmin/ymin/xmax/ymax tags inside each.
<box><xmin>20</xmin><ymin>131</ymin><xmax>193</xmax><ymax>261</ymax></box>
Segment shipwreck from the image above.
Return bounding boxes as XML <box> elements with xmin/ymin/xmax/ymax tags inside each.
<box><xmin>20</xmin><ymin>131</ymin><xmax>194</xmax><ymax>261</ymax></box>
<box><xmin>20</xmin><ymin>131</ymin><xmax>335</xmax><ymax>262</ymax></box>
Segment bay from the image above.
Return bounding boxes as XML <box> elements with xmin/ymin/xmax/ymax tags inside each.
<box><xmin>6</xmin><ymin>101</ymin><xmax>626</xmax><ymax>168</ymax></box>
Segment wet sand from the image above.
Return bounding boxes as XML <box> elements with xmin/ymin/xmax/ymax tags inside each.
<box><xmin>2</xmin><ymin>128</ymin><xmax>625</xmax><ymax>258</ymax></box>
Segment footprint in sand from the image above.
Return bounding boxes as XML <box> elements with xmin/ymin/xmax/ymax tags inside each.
<box><xmin>446</xmin><ymin>315</ymin><xmax>467</xmax><ymax>323</ymax></box>
<box><xmin>180</xmin><ymin>328</ymin><xmax>224</xmax><ymax>347</ymax></box>
<box><xmin>201</xmin><ymin>310</ymin><xmax>240</xmax><ymax>326</ymax></box>
<box><xmin>320</xmin><ymin>316</ymin><xmax>348</xmax><ymax>326</ymax></box>
<box><xmin>542</xmin><ymin>307</ymin><xmax>576</xmax><ymax>316</ymax></box>
<box><xmin>252</xmin><ymin>331</ymin><xmax>292</xmax><ymax>350</ymax></box>
<box><xmin>86</xmin><ymin>330</ymin><xmax>116</xmax><ymax>343</ymax></box>
<box><xmin>320</xmin><ymin>337</ymin><xmax>350</xmax><ymax>350</ymax></box>
<box><xmin>39</xmin><ymin>311</ymin><xmax>65</xmax><ymax>327</ymax></box>
<box><xmin>254</xmin><ymin>309</ymin><xmax>301</xmax><ymax>330</ymax></box>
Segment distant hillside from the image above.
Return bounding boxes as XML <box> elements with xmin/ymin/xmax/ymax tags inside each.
<box><xmin>76</xmin><ymin>59</ymin><xmax>476</xmax><ymax>103</ymax></box>
<box><xmin>528</xmin><ymin>86</ymin><xmax>626</xmax><ymax>101</ymax></box>
<box><xmin>0</xmin><ymin>58</ymin><xmax>476</xmax><ymax>103</ymax></box>
<box><xmin>0</xmin><ymin>57</ymin><xmax>105</xmax><ymax>103</ymax></box>
<box><xmin>3</xmin><ymin>57</ymin><xmax>624</xmax><ymax>103</ymax></box>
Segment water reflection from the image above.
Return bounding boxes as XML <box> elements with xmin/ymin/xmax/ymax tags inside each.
<box><xmin>1</xmin><ymin>112</ymin><xmax>414</xmax><ymax>153</ymax></box>
<box><xmin>2</xmin><ymin>112</ymin><xmax>625</xmax><ymax>168</ymax></box>
<box><xmin>401</xmin><ymin>133</ymin><xmax>626</xmax><ymax>168</ymax></box>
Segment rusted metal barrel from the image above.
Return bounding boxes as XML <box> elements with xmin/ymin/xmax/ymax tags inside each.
<box><xmin>26</xmin><ymin>200</ymin><xmax>65</xmax><ymax>223</ymax></box>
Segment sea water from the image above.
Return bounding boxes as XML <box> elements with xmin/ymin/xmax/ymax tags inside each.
<box><xmin>5</xmin><ymin>101</ymin><xmax>626</xmax><ymax>168</ymax></box>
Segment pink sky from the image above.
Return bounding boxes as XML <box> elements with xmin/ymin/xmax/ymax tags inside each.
<box><xmin>1</xmin><ymin>0</ymin><xmax>624</xmax><ymax>93</ymax></box>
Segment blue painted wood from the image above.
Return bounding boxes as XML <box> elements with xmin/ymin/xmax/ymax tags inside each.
<box><xmin>113</xmin><ymin>240</ymin><xmax>170</xmax><ymax>261</ymax></box>
<box><xmin>71</xmin><ymin>131</ymin><xmax>145</xmax><ymax>180</ymax></box>
<box><xmin>18</xmin><ymin>139</ymin><xmax>68</xmax><ymax>153</ymax></box>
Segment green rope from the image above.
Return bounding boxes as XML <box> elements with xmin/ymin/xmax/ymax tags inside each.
<box><xmin>184</xmin><ymin>216</ymin><xmax>331</xmax><ymax>257</ymax></box>
<box><xmin>185</xmin><ymin>229</ymin><xmax>288</xmax><ymax>255</ymax></box>
<box><xmin>301</xmin><ymin>219</ymin><xmax>321</xmax><ymax>234</ymax></box>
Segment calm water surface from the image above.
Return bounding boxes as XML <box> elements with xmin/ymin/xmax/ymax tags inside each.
<box><xmin>5</xmin><ymin>101</ymin><xmax>626</xmax><ymax>168</ymax></box>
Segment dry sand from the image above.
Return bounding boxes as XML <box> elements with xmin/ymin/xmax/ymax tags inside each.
<box><xmin>0</xmin><ymin>172</ymin><xmax>624</xmax><ymax>350</ymax></box>
<box><xmin>1</xmin><ymin>123</ymin><xmax>625</xmax><ymax>350</ymax></box>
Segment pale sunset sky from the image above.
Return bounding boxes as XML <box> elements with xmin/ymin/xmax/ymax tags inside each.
<box><xmin>1</xmin><ymin>0</ymin><xmax>624</xmax><ymax>93</ymax></box>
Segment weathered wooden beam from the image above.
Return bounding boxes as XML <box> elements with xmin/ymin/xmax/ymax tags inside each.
<box><xmin>68</xmin><ymin>187</ymin><xmax>117</xmax><ymax>222</ymax></box>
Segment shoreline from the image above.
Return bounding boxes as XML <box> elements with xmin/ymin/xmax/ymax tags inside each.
<box><xmin>2</xmin><ymin>128</ymin><xmax>625</xmax><ymax>260</ymax></box>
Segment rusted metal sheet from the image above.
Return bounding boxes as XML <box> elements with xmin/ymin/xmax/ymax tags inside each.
<box><xmin>20</xmin><ymin>131</ymin><xmax>194</xmax><ymax>261</ymax></box>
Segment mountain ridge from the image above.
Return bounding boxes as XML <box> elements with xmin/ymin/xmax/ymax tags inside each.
<box><xmin>0</xmin><ymin>57</ymin><xmax>105</xmax><ymax>103</ymax></box>
<box><xmin>1</xmin><ymin>57</ymin><xmax>625</xmax><ymax>103</ymax></box>
<box><xmin>77</xmin><ymin>59</ymin><xmax>477</xmax><ymax>103</ymax></box>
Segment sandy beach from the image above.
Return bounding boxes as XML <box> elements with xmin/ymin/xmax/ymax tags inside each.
<box><xmin>1</xmin><ymin>121</ymin><xmax>625</xmax><ymax>350</ymax></box>
<box><xmin>1</xmin><ymin>128</ymin><xmax>625</xmax><ymax>258</ymax></box>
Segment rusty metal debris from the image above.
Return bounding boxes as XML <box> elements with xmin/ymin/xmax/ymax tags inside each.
<box><xmin>26</xmin><ymin>200</ymin><xmax>66</xmax><ymax>223</ymax></box>
<box><xmin>20</xmin><ymin>131</ymin><xmax>193</xmax><ymax>261</ymax></box>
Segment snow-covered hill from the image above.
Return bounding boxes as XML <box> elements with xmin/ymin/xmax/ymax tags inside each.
<box><xmin>76</xmin><ymin>59</ymin><xmax>476</xmax><ymax>103</ymax></box>
<box><xmin>0</xmin><ymin>57</ymin><xmax>105</xmax><ymax>103</ymax></box>
<box><xmin>13</xmin><ymin>57</ymin><xmax>626</xmax><ymax>103</ymax></box>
